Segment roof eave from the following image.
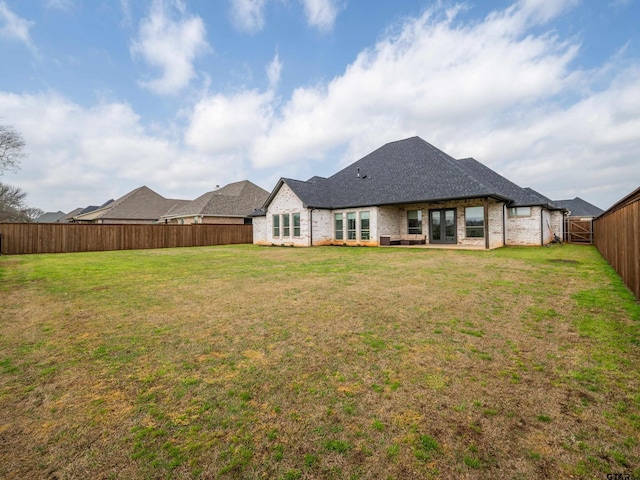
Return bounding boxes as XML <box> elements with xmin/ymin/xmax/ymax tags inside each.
<box><xmin>331</xmin><ymin>193</ymin><xmax>510</xmax><ymax>210</ymax></box>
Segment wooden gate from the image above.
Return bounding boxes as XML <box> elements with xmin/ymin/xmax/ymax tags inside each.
<box><xmin>564</xmin><ymin>218</ymin><xmax>593</xmax><ymax>244</ymax></box>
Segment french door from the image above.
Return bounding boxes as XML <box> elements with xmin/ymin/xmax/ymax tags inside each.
<box><xmin>429</xmin><ymin>209</ymin><xmax>456</xmax><ymax>244</ymax></box>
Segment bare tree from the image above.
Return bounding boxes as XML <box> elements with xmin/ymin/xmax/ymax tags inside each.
<box><xmin>0</xmin><ymin>125</ymin><xmax>41</xmax><ymax>222</ymax></box>
<box><xmin>0</xmin><ymin>182</ymin><xmax>38</xmax><ymax>222</ymax></box>
<box><xmin>0</xmin><ymin>124</ymin><xmax>26</xmax><ymax>176</ymax></box>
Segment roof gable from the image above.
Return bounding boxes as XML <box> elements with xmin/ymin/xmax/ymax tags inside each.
<box><xmin>74</xmin><ymin>186</ymin><xmax>186</xmax><ymax>221</ymax></box>
<box><xmin>162</xmin><ymin>180</ymin><xmax>269</xmax><ymax>218</ymax></box>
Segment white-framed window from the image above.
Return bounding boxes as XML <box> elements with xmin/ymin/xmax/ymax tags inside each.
<box><xmin>407</xmin><ymin>210</ymin><xmax>422</xmax><ymax>234</ymax></box>
<box><xmin>360</xmin><ymin>212</ymin><xmax>370</xmax><ymax>240</ymax></box>
<box><xmin>508</xmin><ymin>207</ymin><xmax>532</xmax><ymax>217</ymax></box>
<box><xmin>293</xmin><ymin>213</ymin><xmax>301</xmax><ymax>237</ymax></box>
<box><xmin>335</xmin><ymin>213</ymin><xmax>344</xmax><ymax>240</ymax></box>
<box><xmin>465</xmin><ymin>206</ymin><xmax>484</xmax><ymax>238</ymax></box>
<box><xmin>347</xmin><ymin>212</ymin><xmax>356</xmax><ymax>240</ymax></box>
<box><xmin>272</xmin><ymin>214</ymin><xmax>280</xmax><ymax>237</ymax></box>
<box><xmin>283</xmin><ymin>213</ymin><xmax>290</xmax><ymax>237</ymax></box>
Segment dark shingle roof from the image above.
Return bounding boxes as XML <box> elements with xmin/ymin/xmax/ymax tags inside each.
<box><xmin>270</xmin><ymin>137</ymin><xmax>549</xmax><ymax>209</ymax></box>
<box><xmin>284</xmin><ymin>177</ymin><xmax>332</xmax><ymax>208</ymax></box>
<box><xmin>456</xmin><ymin>163</ymin><xmax>560</xmax><ymax>208</ymax></box>
<box><xmin>553</xmin><ymin>197</ymin><xmax>604</xmax><ymax>217</ymax></box>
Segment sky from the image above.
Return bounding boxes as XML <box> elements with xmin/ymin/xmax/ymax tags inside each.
<box><xmin>1</xmin><ymin>0</ymin><xmax>639</xmax><ymax>213</ymax></box>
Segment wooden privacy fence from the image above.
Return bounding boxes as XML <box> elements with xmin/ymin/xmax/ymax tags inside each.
<box><xmin>593</xmin><ymin>187</ymin><xmax>640</xmax><ymax>300</ymax></box>
<box><xmin>0</xmin><ymin>223</ymin><xmax>253</xmax><ymax>255</ymax></box>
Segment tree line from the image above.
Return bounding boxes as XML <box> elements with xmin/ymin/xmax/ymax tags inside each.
<box><xmin>0</xmin><ymin>124</ymin><xmax>42</xmax><ymax>222</ymax></box>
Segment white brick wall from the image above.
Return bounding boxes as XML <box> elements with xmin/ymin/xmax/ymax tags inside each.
<box><xmin>550</xmin><ymin>211</ymin><xmax>564</xmax><ymax>241</ymax></box>
<box><xmin>256</xmin><ymin>183</ymin><xmax>555</xmax><ymax>249</ymax></box>
<box><xmin>262</xmin><ymin>184</ymin><xmax>309</xmax><ymax>246</ymax></box>
<box><xmin>506</xmin><ymin>206</ymin><xmax>543</xmax><ymax>246</ymax></box>
<box><xmin>487</xmin><ymin>201</ymin><xmax>505</xmax><ymax>249</ymax></box>
<box><xmin>311</xmin><ymin>209</ymin><xmax>333</xmax><ymax>245</ymax></box>
<box><xmin>253</xmin><ymin>215</ymin><xmax>268</xmax><ymax>245</ymax></box>
<box><xmin>542</xmin><ymin>209</ymin><xmax>552</xmax><ymax>244</ymax></box>
<box><xmin>377</xmin><ymin>207</ymin><xmax>404</xmax><ymax>237</ymax></box>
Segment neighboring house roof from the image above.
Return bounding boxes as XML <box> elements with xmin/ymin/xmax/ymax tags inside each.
<box><xmin>553</xmin><ymin>197</ymin><xmax>604</xmax><ymax>217</ymax></box>
<box><xmin>36</xmin><ymin>211</ymin><xmax>66</xmax><ymax>223</ymax></box>
<box><xmin>73</xmin><ymin>186</ymin><xmax>187</xmax><ymax>222</ymax></box>
<box><xmin>265</xmin><ymin>137</ymin><xmax>556</xmax><ymax>210</ymax></box>
<box><xmin>248</xmin><ymin>208</ymin><xmax>266</xmax><ymax>217</ymax></box>
<box><xmin>77</xmin><ymin>199</ymin><xmax>114</xmax><ymax>216</ymax></box>
<box><xmin>58</xmin><ymin>208</ymin><xmax>84</xmax><ymax>223</ymax></box>
<box><xmin>160</xmin><ymin>180</ymin><xmax>269</xmax><ymax>220</ymax></box>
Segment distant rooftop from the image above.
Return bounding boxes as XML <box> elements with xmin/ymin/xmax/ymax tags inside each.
<box><xmin>553</xmin><ymin>197</ymin><xmax>604</xmax><ymax>217</ymax></box>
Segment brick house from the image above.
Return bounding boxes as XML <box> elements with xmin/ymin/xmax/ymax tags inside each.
<box><xmin>252</xmin><ymin>137</ymin><xmax>565</xmax><ymax>249</ymax></box>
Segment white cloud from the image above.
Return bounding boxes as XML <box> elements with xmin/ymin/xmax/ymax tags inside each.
<box><xmin>229</xmin><ymin>0</ymin><xmax>343</xmax><ymax>33</ymax></box>
<box><xmin>229</xmin><ymin>0</ymin><xmax>267</xmax><ymax>33</ymax></box>
<box><xmin>493</xmin><ymin>66</ymin><xmax>640</xmax><ymax>207</ymax></box>
<box><xmin>183</xmin><ymin>54</ymin><xmax>281</xmax><ymax>156</ymax></box>
<box><xmin>249</xmin><ymin>3</ymin><xmax>582</xmax><ymax>168</ymax></box>
<box><xmin>130</xmin><ymin>0</ymin><xmax>210</xmax><ymax>95</ymax></box>
<box><xmin>239</xmin><ymin>0</ymin><xmax>638</xmax><ymax>208</ymax></box>
<box><xmin>300</xmin><ymin>0</ymin><xmax>342</xmax><ymax>31</ymax></box>
<box><xmin>0</xmin><ymin>1</ymin><xmax>37</xmax><ymax>54</ymax></box>
<box><xmin>120</xmin><ymin>0</ymin><xmax>133</xmax><ymax>27</ymax></box>
<box><xmin>0</xmin><ymin>91</ymin><xmax>240</xmax><ymax>211</ymax></box>
<box><xmin>513</xmin><ymin>0</ymin><xmax>580</xmax><ymax>24</ymax></box>
<box><xmin>185</xmin><ymin>90</ymin><xmax>274</xmax><ymax>155</ymax></box>
<box><xmin>266</xmin><ymin>52</ymin><xmax>282</xmax><ymax>90</ymax></box>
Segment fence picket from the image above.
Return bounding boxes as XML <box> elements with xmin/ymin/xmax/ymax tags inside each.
<box><xmin>0</xmin><ymin>223</ymin><xmax>253</xmax><ymax>255</ymax></box>
<box><xmin>593</xmin><ymin>187</ymin><xmax>640</xmax><ymax>300</ymax></box>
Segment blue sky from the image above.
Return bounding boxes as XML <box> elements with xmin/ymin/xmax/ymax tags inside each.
<box><xmin>1</xmin><ymin>0</ymin><xmax>639</xmax><ymax>212</ymax></box>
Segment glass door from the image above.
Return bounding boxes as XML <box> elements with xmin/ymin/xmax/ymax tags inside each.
<box><xmin>429</xmin><ymin>209</ymin><xmax>457</xmax><ymax>244</ymax></box>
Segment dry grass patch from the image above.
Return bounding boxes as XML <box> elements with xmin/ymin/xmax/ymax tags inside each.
<box><xmin>0</xmin><ymin>244</ymin><xmax>639</xmax><ymax>479</ymax></box>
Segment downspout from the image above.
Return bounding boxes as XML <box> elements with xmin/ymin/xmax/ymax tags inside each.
<box><xmin>484</xmin><ymin>197</ymin><xmax>490</xmax><ymax>250</ymax></box>
<box><xmin>309</xmin><ymin>208</ymin><xmax>313</xmax><ymax>247</ymax></box>
<box><xmin>502</xmin><ymin>203</ymin><xmax>506</xmax><ymax>246</ymax></box>
<box><xmin>540</xmin><ymin>207</ymin><xmax>544</xmax><ymax>246</ymax></box>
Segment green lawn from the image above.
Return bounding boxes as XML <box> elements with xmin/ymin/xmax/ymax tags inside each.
<box><xmin>0</xmin><ymin>244</ymin><xmax>639</xmax><ymax>479</ymax></box>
